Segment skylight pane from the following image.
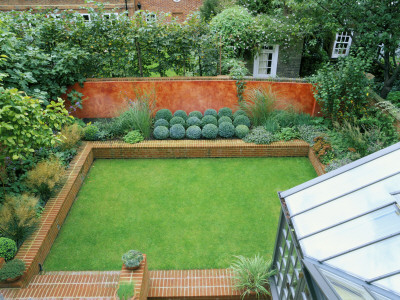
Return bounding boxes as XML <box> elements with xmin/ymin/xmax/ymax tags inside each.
<box><xmin>373</xmin><ymin>279</ymin><xmax>400</xmax><ymax>298</ymax></box>
<box><xmin>291</xmin><ymin>174</ymin><xmax>400</xmax><ymax>237</ymax></box>
<box><xmin>285</xmin><ymin>149</ymin><xmax>400</xmax><ymax>215</ymax></box>
<box><xmin>300</xmin><ymin>205</ymin><xmax>400</xmax><ymax>260</ymax></box>
<box><xmin>325</xmin><ymin>235</ymin><xmax>400</xmax><ymax>282</ymax></box>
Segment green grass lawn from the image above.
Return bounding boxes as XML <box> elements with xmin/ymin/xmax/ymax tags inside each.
<box><xmin>44</xmin><ymin>158</ymin><xmax>316</xmax><ymax>271</ymax></box>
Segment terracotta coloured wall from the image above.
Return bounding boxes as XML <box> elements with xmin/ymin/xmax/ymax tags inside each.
<box><xmin>67</xmin><ymin>79</ymin><xmax>319</xmax><ymax>119</ymax></box>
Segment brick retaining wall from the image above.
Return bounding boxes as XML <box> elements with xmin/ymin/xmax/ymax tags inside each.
<box><xmin>0</xmin><ymin>140</ymin><xmax>324</xmax><ymax>289</ymax></box>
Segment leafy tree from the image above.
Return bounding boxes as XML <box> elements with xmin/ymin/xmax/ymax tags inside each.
<box><xmin>236</xmin><ymin>0</ymin><xmax>273</xmax><ymax>15</ymax></box>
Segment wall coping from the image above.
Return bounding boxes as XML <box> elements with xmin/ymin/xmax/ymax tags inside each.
<box><xmin>84</xmin><ymin>77</ymin><xmax>309</xmax><ymax>83</ymax></box>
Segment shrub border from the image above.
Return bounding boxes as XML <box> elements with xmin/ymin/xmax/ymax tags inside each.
<box><xmin>0</xmin><ymin>139</ymin><xmax>324</xmax><ymax>289</ymax></box>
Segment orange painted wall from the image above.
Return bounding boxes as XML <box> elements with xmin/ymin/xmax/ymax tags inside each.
<box><xmin>67</xmin><ymin>80</ymin><xmax>319</xmax><ymax>118</ymax></box>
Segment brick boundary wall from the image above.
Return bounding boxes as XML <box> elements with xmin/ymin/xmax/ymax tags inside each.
<box><xmin>0</xmin><ymin>139</ymin><xmax>324</xmax><ymax>289</ymax></box>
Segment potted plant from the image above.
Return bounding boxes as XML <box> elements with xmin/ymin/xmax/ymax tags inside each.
<box><xmin>122</xmin><ymin>250</ymin><xmax>143</xmax><ymax>270</ymax></box>
<box><xmin>0</xmin><ymin>259</ymin><xmax>26</xmax><ymax>283</ymax></box>
<box><xmin>230</xmin><ymin>255</ymin><xmax>276</xmax><ymax>299</ymax></box>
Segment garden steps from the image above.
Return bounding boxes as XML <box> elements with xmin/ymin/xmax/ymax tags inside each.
<box><xmin>148</xmin><ymin>269</ymin><xmax>242</xmax><ymax>300</ymax></box>
<box><xmin>10</xmin><ymin>271</ymin><xmax>119</xmax><ymax>299</ymax></box>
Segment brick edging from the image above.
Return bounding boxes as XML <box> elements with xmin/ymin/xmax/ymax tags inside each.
<box><xmin>1</xmin><ymin>139</ymin><xmax>324</xmax><ymax>288</ymax></box>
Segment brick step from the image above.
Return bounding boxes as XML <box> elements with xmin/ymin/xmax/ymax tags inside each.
<box><xmin>148</xmin><ymin>269</ymin><xmax>241</xmax><ymax>299</ymax></box>
<box><xmin>13</xmin><ymin>271</ymin><xmax>120</xmax><ymax>299</ymax></box>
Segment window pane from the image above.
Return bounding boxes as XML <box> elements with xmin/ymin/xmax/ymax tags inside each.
<box><xmin>284</xmin><ymin>149</ymin><xmax>400</xmax><ymax>215</ymax></box>
<box><xmin>291</xmin><ymin>174</ymin><xmax>400</xmax><ymax>237</ymax></box>
<box><xmin>300</xmin><ymin>205</ymin><xmax>400</xmax><ymax>260</ymax></box>
<box><xmin>374</xmin><ymin>274</ymin><xmax>400</xmax><ymax>295</ymax></box>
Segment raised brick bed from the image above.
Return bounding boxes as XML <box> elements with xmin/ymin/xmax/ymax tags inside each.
<box><xmin>0</xmin><ymin>139</ymin><xmax>324</xmax><ymax>291</ymax></box>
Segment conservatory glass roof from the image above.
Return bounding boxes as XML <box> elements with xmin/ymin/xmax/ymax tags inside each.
<box><xmin>280</xmin><ymin>142</ymin><xmax>400</xmax><ymax>298</ymax></box>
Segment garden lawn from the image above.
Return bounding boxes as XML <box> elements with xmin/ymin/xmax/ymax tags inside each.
<box><xmin>44</xmin><ymin>158</ymin><xmax>316</xmax><ymax>271</ymax></box>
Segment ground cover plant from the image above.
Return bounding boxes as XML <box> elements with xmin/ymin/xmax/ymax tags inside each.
<box><xmin>44</xmin><ymin>157</ymin><xmax>316</xmax><ymax>271</ymax></box>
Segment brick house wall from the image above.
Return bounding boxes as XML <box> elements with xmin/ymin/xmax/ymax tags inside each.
<box><xmin>0</xmin><ymin>0</ymin><xmax>203</xmax><ymax>20</ymax></box>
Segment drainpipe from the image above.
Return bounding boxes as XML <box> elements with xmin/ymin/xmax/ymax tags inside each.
<box><xmin>125</xmin><ymin>0</ymin><xmax>129</xmax><ymax>15</ymax></box>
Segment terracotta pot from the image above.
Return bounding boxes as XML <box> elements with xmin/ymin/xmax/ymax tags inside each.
<box><xmin>123</xmin><ymin>264</ymin><xmax>140</xmax><ymax>270</ymax></box>
<box><xmin>5</xmin><ymin>275</ymin><xmax>22</xmax><ymax>283</ymax></box>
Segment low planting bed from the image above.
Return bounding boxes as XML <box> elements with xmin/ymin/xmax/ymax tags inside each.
<box><xmin>44</xmin><ymin>157</ymin><xmax>316</xmax><ymax>271</ymax></box>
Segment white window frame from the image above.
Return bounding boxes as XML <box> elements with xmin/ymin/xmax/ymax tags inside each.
<box><xmin>331</xmin><ymin>32</ymin><xmax>352</xmax><ymax>58</ymax></box>
<box><xmin>145</xmin><ymin>13</ymin><xmax>157</xmax><ymax>22</ymax></box>
<box><xmin>80</xmin><ymin>13</ymin><xmax>91</xmax><ymax>22</ymax></box>
<box><xmin>253</xmin><ymin>45</ymin><xmax>279</xmax><ymax>78</ymax></box>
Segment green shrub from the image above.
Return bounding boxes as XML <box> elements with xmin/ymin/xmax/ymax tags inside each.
<box><xmin>186</xmin><ymin>126</ymin><xmax>202</xmax><ymax>139</ymax></box>
<box><xmin>170</xmin><ymin>116</ymin><xmax>186</xmax><ymax>127</ymax></box>
<box><xmin>170</xmin><ymin>124</ymin><xmax>186</xmax><ymax>139</ymax></box>
<box><xmin>233</xmin><ymin>109</ymin><xmax>246</xmax><ymax>118</ymax></box>
<box><xmin>204</xmin><ymin>109</ymin><xmax>217</xmax><ymax>118</ymax></box>
<box><xmin>276</xmin><ymin>127</ymin><xmax>298</xmax><ymax>141</ymax></box>
<box><xmin>155</xmin><ymin>109</ymin><xmax>173</xmax><ymax>121</ymax></box>
<box><xmin>0</xmin><ymin>238</ymin><xmax>17</xmax><ymax>261</ymax></box>
<box><xmin>219</xmin><ymin>122</ymin><xmax>235</xmax><ymax>138</ymax></box>
<box><xmin>233</xmin><ymin>115</ymin><xmax>251</xmax><ymax>127</ymax></box>
<box><xmin>297</xmin><ymin>125</ymin><xmax>326</xmax><ymax>145</ymax></box>
<box><xmin>218</xmin><ymin>107</ymin><xmax>233</xmax><ymax>119</ymax></box>
<box><xmin>153</xmin><ymin>126</ymin><xmax>169</xmax><ymax>140</ymax></box>
<box><xmin>202</xmin><ymin>124</ymin><xmax>218</xmax><ymax>139</ymax></box>
<box><xmin>218</xmin><ymin>116</ymin><xmax>233</xmax><ymax>125</ymax></box>
<box><xmin>263</xmin><ymin>118</ymin><xmax>280</xmax><ymax>134</ymax></box>
<box><xmin>122</xmin><ymin>250</ymin><xmax>144</xmax><ymax>269</ymax></box>
<box><xmin>118</xmin><ymin>281</ymin><xmax>135</xmax><ymax>300</ymax></box>
<box><xmin>123</xmin><ymin>130</ymin><xmax>144</xmax><ymax>144</ymax></box>
<box><xmin>94</xmin><ymin>119</ymin><xmax>122</xmax><ymax>138</ymax></box>
<box><xmin>189</xmin><ymin>111</ymin><xmax>203</xmax><ymax>119</ymax></box>
<box><xmin>83</xmin><ymin>124</ymin><xmax>100</xmax><ymax>141</ymax></box>
<box><xmin>0</xmin><ymin>259</ymin><xmax>26</xmax><ymax>282</ymax></box>
<box><xmin>230</xmin><ymin>255</ymin><xmax>276</xmax><ymax>299</ymax></box>
<box><xmin>186</xmin><ymin>116</ymin><xmax>202</xmax><ymax>127</ymax></box>
<box><xmin>154</xmin><ymin>119</ymin><xmax>170</xmax><ymax>128</ymax></box>
<box><xmin>235</xmin><ymin>125</ymin><xmax>249</xmax><ymax>139</ymax></box>
<box><xmin>239</xmin><ymin>87</ymin><xmax>276</xmax><ymax>126</ymax></box>
<box><xmin>174</xmin><ymin>110</ymin><xmax>188</xmax><ymax>120</ymax></box>
<box><xmin>0</xmin><ymin>194</ymin><xmax>40</xmax><ymax>247</ymax></box>
<box><xmin>387</xmin><ymin>91</ymin><xmax>400</xmax><ymax>107</ymax></box>
<box><xmin>201</xmin><ymin>115</ymin><xmax>218</xmax><ymax>127</ymax></box>
<box><xmin>243</xmin><ymin>127</ymin><xmax>277</xmax><ymax>144</ymax></box>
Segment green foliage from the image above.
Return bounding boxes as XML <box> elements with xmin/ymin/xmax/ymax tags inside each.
<box><xmin>297</xmin><ymin>125</ymin><xmax>326</xmax><ymax>145</ymax></box>
<box><xmin>0</xmin><ymin>237</ymin><xmax>17</xmax><ymax>261</ymax></box>
<box><xmin>153</xmin><ymin>126</ymin><xmax>169</xmax><ymax>140</ymax></box>
<box><xmin>186</xmin><ymin>126</ymin><xmax>202</xmax><ymax>139</ymax></box>
<box><xmin>231</xmin><ymin>255</ymin><xmax>276</xmax><ymax>299</ymax></box>
<box><xmin>218</xmin><ymin>107</ymin><xmax>233</xmax><ymax>119</ymax></box>
<box><xmin>235</xmin><ymin>125</ymin><xmax>249</xmax><ymax>139</ymax></box>
<box><xmin>83</xmin><ymin>125</ymin><xmax>100</xmax><ymax>141</ymax></box>
<box><xmin>0</xmin><ymin>87</ymin><xmax>71</xmax><ymax>160</ymax></box>
<box><xmin>0</xmin><ymin>194</ymin><xmax>40</xmax><ymax>247</ymax></box>
<box><xmin>218</xmin><ymin>122</ymin><xmax>235</xmax><ymax>138</ymax></box>
<box><xmin>154</xmin><ymin>119</ymin><xmax>169</xmax><ymax>128</ymax></box>
<box><xmin>325</xmin><ymin>157</ymin><xmax>354</xmax><ymax>173</ymax></box>
<box><xmin>233</xmin><ymin>115</ymin><xmax>251</xmax><ymax>127</ymax></box>
<box><xmin>276</xmin><ymin>127</ymin><xmax>298</xmax><ymax>141</ymax></box>
<box><xmin>173</xmin><ymin>110</ymin><xmax>188</xmax><ymax>120</ymax></box>
<box><xmin>189</xmin><ymin>111</ymin><xmax>203</xmax><ymax>119</ymax></box>
<box><xmin>233</xmin><ymin>110</ymin><xmax>246</xmax><ymax>118</ymax></box>
<box><xmin>122</xmin><ymin>250</ymin><xmax>144</xmax><ymax>268</ymax></box>
<box><xmin>0</xmin><ymin>259</ymin><xmax>25</xmax><ymax>281</ymax></box>
<box><xmin>202</xmin><ymin>124</ymin><xmax>219</xmax><ymax>139</ymax></box>
<box><xmin>155</xmin><ymin>109</ymin><xmax>173</xmax><ymax>121</ymax></box>
<box><xmin>117</xmin><ymin>281</ymin><xmax>135</xmax><ymax>300</ymax></box>
<box><xmin>186</xmin><ymin>116</ymin><xmax>202</xmax><ymax>127</ymax></box>
<box><xmin>218</xmin><ymin>116</ymin><xmax>233</xmax><ymax>125</ymax></box>
<box><xmin>170</xmin><ymin>116</ymin><xmax>186</xmax><ymax>127</ymax></box>
<box><xmin>310</xmin><ymin>56</ymin><xmax>371</xmax><ymax>125</ymax></box>
<box><xmin>243</xmin><ymin>127</ymin><xmax>277</xmax><ymax>144</ymax></box>
<box><xmin>387</xmin><ymin>91</ymin><xmax>400</xmax><ymax>108</ymax></box>
<box><xmin>169</xmin><ymin>124</ymin><xmax>186</xmax><ymax>139</ymax></box>
<box><xmin>123</xmin><ymin>130</ymin><xmax>144</xmax><ymax>144</ymax></box>
<box><xmin>204</xmin><ymin>109</ymin><xmax>217</xmax><ymax>118</ymax></box>
<box><xmin>239</xmin><ymin>88</ymin><xmax>276</xmax><ymax>126</ymax></box>
<box><xmin>237</xmin><ymin>0</ymin><xmax>272</xmax><ymax>15</ymax></box>
<box><xmin>201</xmin><ymin>115</ymin><xmax>218</xmax><ymax>127</ymax></box>
<box><xmin>58</xmin><ymin>123</ymin><xmax>82</xmax><ymax>151</ymax></box>
<box><xmin>200</xmin><ymin>0</ymin><xmax>222</xmax><ymax>21</ymax></box>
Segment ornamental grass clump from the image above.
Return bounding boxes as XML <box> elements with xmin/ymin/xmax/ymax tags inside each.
<box><xmin>58</xmin><ymin>123</ymin><xmax>82</xmax><ymax>150</ymax></box>
<box><xmin>0</xmin><ymin>238</ymin><xmax>17</xmax><ymax>261</ymax></box>
<box><xmin>231</xmin><ymin>255</ymin><xmax>276</xmax><ymax>300</ymax></box>
<box><xmin>153</xmin><ymin>126</ymin><xmax>169</xmax><ymax>139</ymax></box>
<box><xmin>0</xmin><ymin>259</ymin><xmax>26</xmax><ymax>282</ymax></box>
<box><xmin>201</xmin><ymin>115</ymin><xmax>218</xmax><ymax>127</ymax></box>
<box><xmin>170</xmin><ymin>124</ymin><xmax>186</xmax><ymax>139</ymax></box>
<box><xmin>118</xmin><ymin>281</ymin><xmax>135</xmax><ymax>300</ymax></box>
<box><xmin>26</xmin><ymin>157</ymin><xmax>65</xmax><ymax>203</ymax></box>
<box><xmin>219</xmin><ymin>122</ymin><xmax>235</xmax><ymax>138</ymax></box>
<box><xmin>186</xmin><ymin>116</ymin><xmax>202</xmax><ymax>127</ymax></box>
<box><xmin>202</xmin><ymin>124</ymin><xmax>218</xmax><ymax>139</ymax></box>
<box><xmin>0</xmin><ymin>194</ymin><xmax>40</xmax><ymax>247</ymax></box>
<box><xmin>239</xmin><ymin>87</ymin><xmax>277</xmax><ymax>126</ymax></box>
<box><xmin>186</xmin><ymin>125</ymin><xmax>202</xmax><ymax>139</ymax></box>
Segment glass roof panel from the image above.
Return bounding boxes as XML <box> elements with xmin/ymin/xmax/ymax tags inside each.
<box><xmin>300</xmin><ymin>205</ymin><xmax>400</xmax><ymax>260</ymax></box>
<box><xmin>325</xmin><ymin>235</ymin><xmax>400</xmax><ymax>286</ymax></box>
<box><xmin>284</xmin><ymin>149</ymin><xmax>400</xmax><ymax>215</ymax></box>
<box><xmin>373</xmin><ymin>275</ymin><xmax>400</xmax><ymax>297</ymax></box>
<box><xmin>291</xmin><ymin>174</ymin><xmax>400</xmax><ymax>237</ymax></box>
